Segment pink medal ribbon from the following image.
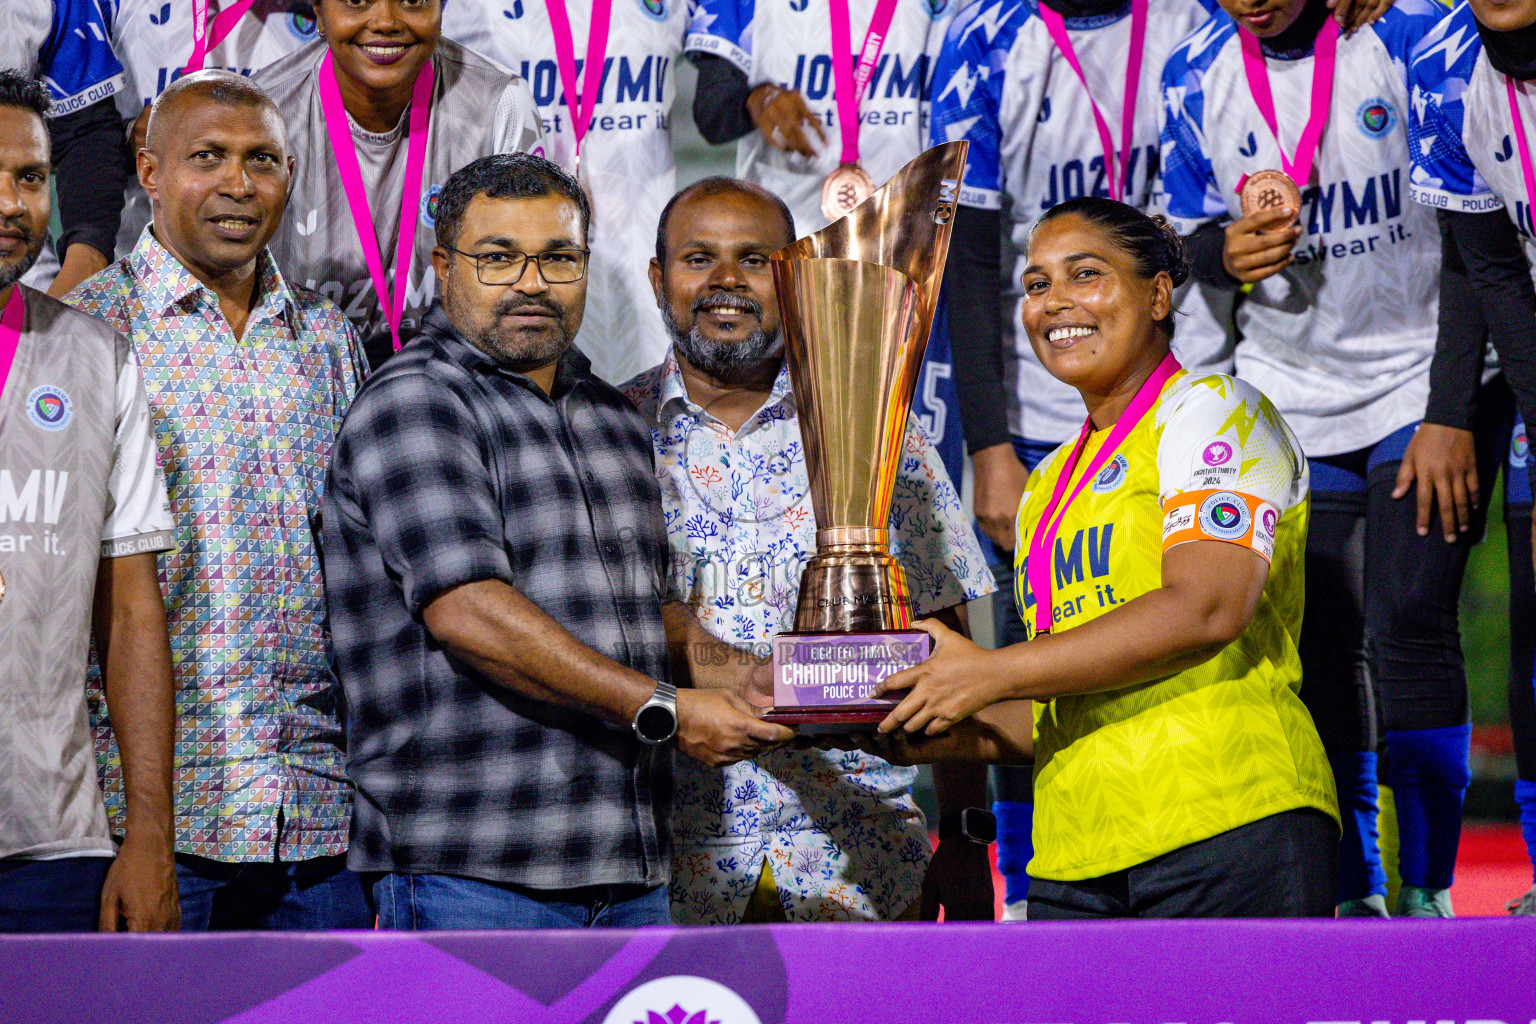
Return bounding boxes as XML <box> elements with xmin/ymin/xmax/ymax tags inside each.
<box><xmin>184</xmin><ymin>0</ymin><xmax>260</xmax><ymax>74</ymax></box>
<box><xmin>0</xmin><ymin>286</ymin><xmax>24</xmax><ymax>414</ymax></box>
<box><xmin>827</xmin><ymin>0</ymin><xmax>901</xmax><ymax>164</ymax></box>
<box><xmin>1037</xmin><ymin>0</ymin><xmax>1149</xmax><ymax>202</ymax></box>
<box><xmin>547</xmin><ymin>0</ymin><xmax>615</xmax><ymax>175</ymax></box>
<box><xmin>1508</xmin><ymin>77</ymin><xmax>1536</xmax><ymax>234</ymax></box>
<box><xmin>1027</xmin><ymin>353</ymin><xmax>1181</xmax><ymax>635</ymax></box>
<box><xmin>318</xmin><ymin>51</ymin><xmax>434</xmax><ymax>354</ymax></box>
<box><xmin>1235</xmin><ymin>17</ymin><xmax>1340</xmax><ymax>193</ymax></box>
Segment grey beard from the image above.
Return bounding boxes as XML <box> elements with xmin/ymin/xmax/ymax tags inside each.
<box><xmin>663</xmin><ymin>300</ymin><xmax>783</xmax><ymax>385</ymax></box>
<box><xmin>0</xmin><ymin>231</ymin><xmax>43</xmax><ymax>291</ymax></box>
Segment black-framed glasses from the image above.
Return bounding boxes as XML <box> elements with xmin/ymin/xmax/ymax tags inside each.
<box><xmin>443</xmin><ymin>245</ymin><xmax>591</xmax><ymax>285</ymax></box>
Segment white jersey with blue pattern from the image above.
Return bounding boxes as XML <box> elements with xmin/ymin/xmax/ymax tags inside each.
<box><xmin>443</xmin><ymin>0</ymin><xmax>687</xmax><ymax>385</ymax></box>
<box><xmin>1408</xmin><ymin>0</ymin><xmax>1536</xmax><ymax>284</ymax></box>
<box><xmin>1160</xmin><ymin>1</ymin><xmax>1445</xmax><ymax>457</ymax></box>
<box><xmin>0</xmin><ymin>0</ymin><xmax>125</xmax><ymax>115</ymax></box>
<box><xmin>927</xmin><ymin>0</ymin><xmax>1233</xmax><ymax>444</ymax></box>
<box><xmin>685</xmin><ymin>0</ymin><xmax>957</xmax><ymax>235</ymax></box>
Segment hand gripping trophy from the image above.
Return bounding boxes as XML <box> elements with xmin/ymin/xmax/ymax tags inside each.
<box><xmin>763</xmin><ymin>141</ymin><xmax>968</xmax><ymax>726</ymax></box>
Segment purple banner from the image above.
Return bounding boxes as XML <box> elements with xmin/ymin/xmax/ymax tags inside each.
<box><xmin>771</xmin><ymin>632</ymin><xmax>929</xmax><ymax>710</ymax></box>
<box><xmin>1</xmin><ymin>920</ymin><xmax>1532</xmax><ymax>1023</ymax></box>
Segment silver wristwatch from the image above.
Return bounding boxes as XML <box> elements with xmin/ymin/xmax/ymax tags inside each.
<box><xmin>632</xmin><ymin>680</ymin><xmax>678</xmax><ymax>745</ymax></box>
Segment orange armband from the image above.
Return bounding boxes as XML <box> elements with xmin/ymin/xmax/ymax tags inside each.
<box><xmin>1161</xmin><ymin>489</ymin><xmax>1280</xmax><ymax>561</ymax></box>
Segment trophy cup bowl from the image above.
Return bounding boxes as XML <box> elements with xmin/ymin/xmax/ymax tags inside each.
<box><xmin>762</xmin><ymin>141</ymin><xmax>968</xmax><ymax>726</ymax></box>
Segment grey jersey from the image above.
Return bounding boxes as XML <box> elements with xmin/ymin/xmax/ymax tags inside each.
<box><xmin>258</xmin><ymin>38</ymin><xmax>546</xmax><ymax>372</ymax></box>
<box><xmin>0</xmin><ymin>286</ymin><xmax>175</xmax><ymax>861</ymax></box>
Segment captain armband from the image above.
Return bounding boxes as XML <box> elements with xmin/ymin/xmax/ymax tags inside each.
<box><xmin>1160</xmin><ymin>489</ymin><xmax>1280</xmax><ymax>562</ymax></box>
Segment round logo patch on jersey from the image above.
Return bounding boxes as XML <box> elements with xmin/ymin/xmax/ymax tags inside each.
<box><xmin>1513</xmin><ymin>424</ymin><xmax>1530</xmax><ymax>469</ymax></box>
<box><xmin>1356</xmin><ymin>98</ymin><xmax>1397</xmax><ymax>139</ymax></box>
<box><xmin>637</xmin><ymin>0</ymin><xmax>668</xmax><ymax>19</ymax></box>
<box><xmin>1259</xmin><ymin>505</ymin><xmax>1278</xmax><ymax>538</ymax></box>
<box><xmin>1201</xmin><ymin>439</ymin><xmax>1234</xmax><ymax>467</ymax></box>
<box><xmin>1092</xmin><ymin>453</ymin><xmax>1129</xmax><ymax>493</ymax></box>
<box><xmin>27</xmin><ymin>385</ymin><xmax>72</xmax><ymax>432</ymax></box>
<box><xmin>288</xmin><ymin>8</ymin><xmax>318</xmax><ymax>40</ymax></box>
<box><xmin>1198</xmin><ymin>490</ymin><xmax>1250</xmax><ymax>540</ymax></box>
<box><xmin>420</xmin><ymin>184</ymin><xmax>443</xmax><ymax>228</ymax></box>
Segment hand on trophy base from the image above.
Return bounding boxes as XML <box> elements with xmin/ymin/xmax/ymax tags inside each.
<box><xmin>765</xmin><ymin>630</ymin><xmax>931</xmax><ymax>733</ymax></box>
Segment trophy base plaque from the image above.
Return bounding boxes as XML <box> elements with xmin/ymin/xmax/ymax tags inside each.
<box><xmin>764</xmin><ymin>630</ymin><xmax>930</xmax><ymax>729</ymax></box>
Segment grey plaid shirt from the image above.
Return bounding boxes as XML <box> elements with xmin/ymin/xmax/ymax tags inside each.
<box><xmin>324</xmin><ymin>304</ymin><xmax>673</xmax><ymax>889</ymax></box>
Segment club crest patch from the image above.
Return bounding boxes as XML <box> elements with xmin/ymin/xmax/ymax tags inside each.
<box><xmin>1356</xmin><ymin>98</ymin><xmax>1396</xmax><ymax>139</ymax></box>
<box><xmin>27</xmin><ymin>385</ymin><xmax>72</xmax><ymax>431</ymax></box>
<box><xmin>420</xmin><ymin>184</ymin><xmax>443</xmax><ymax>227</ymax></box>
<box><xmin>1092</xmin><ymin>453</ymin><xmax>1129</xmax><ymax>493</ymax></box>
<box><xmin>1198</xmin><ymin>491</ymin><xmax>1250</xmax><ymax>540</ymax></box>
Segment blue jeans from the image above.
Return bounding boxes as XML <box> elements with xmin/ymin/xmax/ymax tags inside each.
<box><xmin>176</xmin><ymin>853</ymin><xmax>374</xmax><ymax>931</ymax></box>
<box><xmin>374</xmin><ymin>873</ymin><xmax>672</xmax><ymax>930</ymax></box>
<box><xmin>0</xmin><ymin>856</ymin><xmax>111</xmax><ymax>933</ymax></box>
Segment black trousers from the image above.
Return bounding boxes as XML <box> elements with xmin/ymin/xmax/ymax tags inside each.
<box><xmin>1026</xmin><ymin>809</ymin><xmax>1338</xmax><ymax>919</ymax></box>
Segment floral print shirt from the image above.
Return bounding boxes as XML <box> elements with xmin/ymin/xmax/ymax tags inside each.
<box><xmin>622</xmin><ymin>352</ymin><xmax>994</xmax><ymax>922</ymax></box>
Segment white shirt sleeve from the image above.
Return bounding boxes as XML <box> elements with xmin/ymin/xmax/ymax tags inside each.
<box><xmin>0</xmin><ymin>0</ymin><xmax>49</xmax><ymax>76</ymax></box>
<box><xmin>101</xmin><ymin>341</ymin><xmax>176</xmax><ymax>559</ymax></box>
<box><xmin>1154</xmin><ymin>373</ymin><xmax>1309</xmax><ymax>560</ymax></box>
<box><xmin>492</xmin><ymin>75</ymin><xmax>548</xmax><ymax>158</ymax></box>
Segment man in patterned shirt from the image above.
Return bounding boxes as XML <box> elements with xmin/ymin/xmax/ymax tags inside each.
<box><xmin>622</xmin><ymin>178</ymin><xmax>998</xmax><ymax>923</ymax></box>
<box><xmin>67</xmin><ymin>71</ymin><xmax>371</xmax><ymax>930</ymax></box>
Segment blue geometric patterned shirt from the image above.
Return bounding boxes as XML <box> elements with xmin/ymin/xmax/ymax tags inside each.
<box><xmin>68</xmin><ymin>227</ymin><xmax>365</xmax><ymax>862</ymax></box>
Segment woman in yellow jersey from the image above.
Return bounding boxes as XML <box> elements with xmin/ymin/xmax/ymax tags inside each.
<box><xmin>866</xmin><ymin>197</ymin><xmax>1339</xmax><ymax>917</ymax></box>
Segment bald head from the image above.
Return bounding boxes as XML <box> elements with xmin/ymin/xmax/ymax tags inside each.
<box><xmin>137</xmin><ymin>68</ymin><xmax>293</xmax><ymax>288</ymax></box>
<box><xmin>145</xmin><ymin>70</ymin><xmax>283</xmax><ymax>155</ymax></box>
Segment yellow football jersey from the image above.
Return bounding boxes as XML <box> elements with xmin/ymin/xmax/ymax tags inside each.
<box><xmin>1013</xmin><ymin>371</ymin><xmax>1338</xmax><ymax>881</ymax></box>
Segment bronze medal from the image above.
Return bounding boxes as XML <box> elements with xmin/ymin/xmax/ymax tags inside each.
<box><xmin>820</xmin><ymin>162</ymin><xmax>875</xmax><ymax>222</ymax></box>
<box><xmin>0</xmin><ymin>567</ymin><xmax>6</xmax><ymax>608</ymax></box>
<box><xmin>1240</xmin><ymin>169</ymin><xmax>1302</xmax><ymax>219</ymax></box>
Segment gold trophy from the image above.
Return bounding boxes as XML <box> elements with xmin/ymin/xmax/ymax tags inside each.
<box><xmin>764</xmin><ymin>141</ymin><xmax>968</xmax><ymax>725</ymax></box>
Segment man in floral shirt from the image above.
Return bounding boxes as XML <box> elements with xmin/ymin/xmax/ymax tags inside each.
<box><xmin>623</xmin><ymin>178</ymin><xmax>997</xmax><ymax>923</ymax></box>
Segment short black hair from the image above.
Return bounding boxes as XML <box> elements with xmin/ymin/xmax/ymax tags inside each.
<box><xmin>654</xmin><ymin>176</ymin><xmax>796</xmax><ymax>263</ymax></box>
<box><xmin>433</xmin><ymin>153</ymin><xmax>591</xmax><ymax>250</ymax></box>
<box><xmin>1033</xmin><ymin>196</ymin><xmax>1190</xmax><ymax>337</ymax></box>
<box><xmin>0</xmin><ymin>70</ymin><xmax>52</xmax><ymax>123</ymax></box>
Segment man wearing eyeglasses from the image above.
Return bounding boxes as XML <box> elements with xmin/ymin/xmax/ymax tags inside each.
<box><xmin>323</xmin><ymin>152</ymin><xmax>795</xmax><ymax>930</ymax></box>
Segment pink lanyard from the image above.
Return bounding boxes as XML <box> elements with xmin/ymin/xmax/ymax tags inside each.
<box><xmin>1238</xmin><ymin>17</ymin><xmax>1339</xmax><ymax>187</ymax></box>
<box><xmin>184</xmin><ymin>0</ymin><xmax>259</xmax><ymax>73</ymax></box>
<box><xmin>318</xmin><ymin>51</ymin><xmax>435</xmax><ymax>354</ymax></box>
<box><xmin>0</xmin><ymin>287</ymin><xmax>24</xmax><ymax>416</ymax></box>
<box><xmin>1509</xmin><ymin>76</ymin><xmax>1536</xmax><ymax>233</ymax></box>
<box><xmin>827</xmin><ymin>0</ymin><xmax>901</xmax><ymax>164</ymax></box>
<box><xmin>1037</xmin><ymin>0</ymin><xmax>1148</xmax><ymax>202</ymax></box>
<box><xmin>1027</xmin><ymin>353</ymin><xmax>1181</xmax><ymax>634</ymax></box>
<box><xmin>547</xmin><ymin>0</ymin><xmax>615</xmax><ymax>172</ymax></box>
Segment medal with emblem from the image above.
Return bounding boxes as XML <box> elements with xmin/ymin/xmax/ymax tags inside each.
<box><xmin>1236</xmin><ymin>18</ymin><xmax>1339</xmax><ymax>225</ymax></box>
<box><xmin>821</xmin><ymin>162</ymin><xmax>875</xmax><ymax>221</ymax></box>
<box><xmin>819</xmin><ymin>0</ymin><xmax>900</xmax><ymax>223</ymax></box>
<box><xmin>1239</xmin><ymin>169</ymin><xmax>1302</xmax><ymax>218</ymax></box>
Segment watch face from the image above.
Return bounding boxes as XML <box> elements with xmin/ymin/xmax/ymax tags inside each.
<box><xmin>636</xmin><ymin>703</ymin><xmax>676</xmax><ymax>743</ymax></box>
<box><xmin>964</xmin><ymin>808</ymin><xmax>998</xmax><ymax>844</ymax></box>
